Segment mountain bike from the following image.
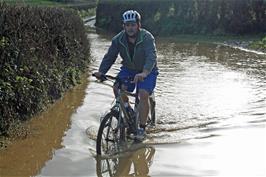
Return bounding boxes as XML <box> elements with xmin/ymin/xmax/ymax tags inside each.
<box><xmin>92</xmin><ymin>74</ymin><xmax>156</xmax><ymax>155</ymax></box>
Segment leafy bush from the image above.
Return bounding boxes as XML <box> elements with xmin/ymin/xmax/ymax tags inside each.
<box><xmin>0</xmin><ymin>3</ymin><xmax>90</xmax><ymax>136</ymax></box>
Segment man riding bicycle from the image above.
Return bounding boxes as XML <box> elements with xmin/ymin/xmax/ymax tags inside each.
<box><xmin>94</xmin><ymin>10</ymin><xmax>159</xmax><ymax>140</ymax></box>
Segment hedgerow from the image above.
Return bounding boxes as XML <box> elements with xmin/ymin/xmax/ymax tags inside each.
<box><xmin>0</xmin><ymin>3</ymin><xmax>90</xmax><ymax>136</ymax></box>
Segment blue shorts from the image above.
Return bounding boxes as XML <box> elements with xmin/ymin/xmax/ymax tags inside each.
<box><xmin>116</xmin><ymin>67</ymin><xmax>159</xmax><ymax>94</ymax></box>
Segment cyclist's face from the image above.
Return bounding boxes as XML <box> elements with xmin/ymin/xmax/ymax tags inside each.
<box><xmin>123</xmin><ymin>22</ymin><xmax>140</xmax><ymax>37</ymax></box>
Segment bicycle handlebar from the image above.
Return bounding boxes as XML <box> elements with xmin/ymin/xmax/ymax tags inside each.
<box><xmin>92</xmin><ymin>73</ymin><xmax>138</xmax><ymax>97</ymax></box>
<box><xmin>92</xmin><ymin>73</ymin><xmax>133</xmax><ymax>83</ymax></box>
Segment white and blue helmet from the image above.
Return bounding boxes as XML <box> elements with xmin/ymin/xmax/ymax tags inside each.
<box><xmin>122</xmin><ymin>10</ymin><xmax>141</xmax><ymax>23</ymax></box>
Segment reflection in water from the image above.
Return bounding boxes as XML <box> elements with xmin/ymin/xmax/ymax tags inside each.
<box><xmin>96</xmin><ymin>146</ymin><xmax>155</xmax><ymax>177</ymax></box>
<box><xmin>0</xmin><ymin>75</ymin><xmax>89</xmax><ymax>177</ymax></box>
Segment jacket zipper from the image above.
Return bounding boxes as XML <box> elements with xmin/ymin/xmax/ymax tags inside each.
<box><xmin>119</xmin><ymin>31</ymin><xmax>143</xmax><ymax>62</ymax></box>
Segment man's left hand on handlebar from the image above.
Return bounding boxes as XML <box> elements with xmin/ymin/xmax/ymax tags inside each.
<box><xmin>92</xmin><ymin>71</ymin><xmax>107</xmax><ymax>82</ymax></box>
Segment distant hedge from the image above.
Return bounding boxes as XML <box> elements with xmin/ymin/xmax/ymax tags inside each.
<box><xmin>96</xmin><ymin>0</ymin><xmax>266</xmax><ymax>36</ymax></box>
<box><xmin>249</xmin><ymin>36</ymin><xmax>266</xmax><ymax>52</ymax></box>
<box><xmin>53</xmin><ymin>0</ymin><xmax>97</xmax><ymax>10</ymax></box>
<box><xmin>0</xmin><ymin>3</ymin><xmax>90</xmax><ymax>135</ymax></box>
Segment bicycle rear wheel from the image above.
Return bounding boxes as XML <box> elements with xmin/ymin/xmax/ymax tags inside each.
<box><xmin>96</xmin><ymin>112</ymin><xmax>126</xmax><ymax>155</ymax></box>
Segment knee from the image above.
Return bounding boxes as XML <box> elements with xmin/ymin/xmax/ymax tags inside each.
<box><xmin>139</xmin><ymin>89</ymin><xmax>149</xmax><ymax>101</ymax></box>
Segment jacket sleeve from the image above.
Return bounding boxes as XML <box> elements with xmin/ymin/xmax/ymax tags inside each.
<box><xmin>143</xmin><ymin>34</ymin><xmax>157</xmax><ymax>73</ymax></box>
<box><xmin>98</xmin><ymin>38</ymin><xmax>119</xmax><ymax>74</ymax></box>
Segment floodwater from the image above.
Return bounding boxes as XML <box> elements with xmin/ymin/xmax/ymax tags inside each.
<box><xmin>1</xmin><ymin>21</ymin><xmax>266</xmax><ymax>177</ymax></box>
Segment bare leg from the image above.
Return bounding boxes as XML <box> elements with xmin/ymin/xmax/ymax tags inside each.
<box><xmin>138</xmin><ymin>89</ymin><xmax>149</xmax><ymax>127</ymax></box>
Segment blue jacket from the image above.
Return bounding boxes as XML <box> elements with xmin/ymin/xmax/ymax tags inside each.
<box><xmin>99</xmin><ymin>28</ymin><xmax>157</xmax><ymax>74</ymax></box>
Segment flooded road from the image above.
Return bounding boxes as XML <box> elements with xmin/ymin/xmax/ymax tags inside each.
<box><xmin>36</xmin><ymin>27</ymin><xmax>266</xmax><ymax>176</ymax></box>
<box><xmin>1</xmin><ymin>23</ymin><xmax>265</xmax><ymax>176</ymax></box>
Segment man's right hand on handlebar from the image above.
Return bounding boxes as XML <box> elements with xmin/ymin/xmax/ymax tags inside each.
<box><xmin>93</xmin><ymin>72</ymin><xmax>103</xmax><ymax>78</ymax></box>
<box><xmin>93</xmin><ymin>72</ymin><xmax>107</xmax><ymax>82</ymax></box>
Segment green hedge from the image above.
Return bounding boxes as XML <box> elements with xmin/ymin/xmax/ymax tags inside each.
<box><xmin>4</xmin><ymin>0</ymin><xmax>97</xmax><ymax>9</ymax></box>
<box><xmin>0</xmin><ymin>3</ymin><xmax>90</xmax><ymax>135</ymax></box>
<box><xmin>96</xmin><ymin>0</ymin><xmax>266</xmax><ymax>36</ymax></box>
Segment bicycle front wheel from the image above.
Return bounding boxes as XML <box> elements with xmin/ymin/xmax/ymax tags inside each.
<box><xmin>96</xmin><ymin>112</ymin><xmax>125</xmax><ymax>155</ymax></box>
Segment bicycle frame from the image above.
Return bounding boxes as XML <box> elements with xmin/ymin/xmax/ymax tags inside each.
<box><xmin>93</xmin><ymin>73</ymin><xmax>156</xmax><ymax>155</ymax></box>
<box><xmin>110</xmin><ymin>77</ymin><xmax>140</xmax><ymax>138</ymax></box>
<box><xmin>95</xmin><ymin>73</ymin><xmax>156</xmax><ymax>130</ymax></box>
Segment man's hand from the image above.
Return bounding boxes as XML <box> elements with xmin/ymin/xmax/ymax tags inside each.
<box><xmin>93</xmin><ymin>72</ymin><xmax>103</xmax><ymax>80</ymax></box>
<box><xmin>132</xmin><ymin>71</ymin><xmax>148</xmax><ymax>83</ymax></box>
